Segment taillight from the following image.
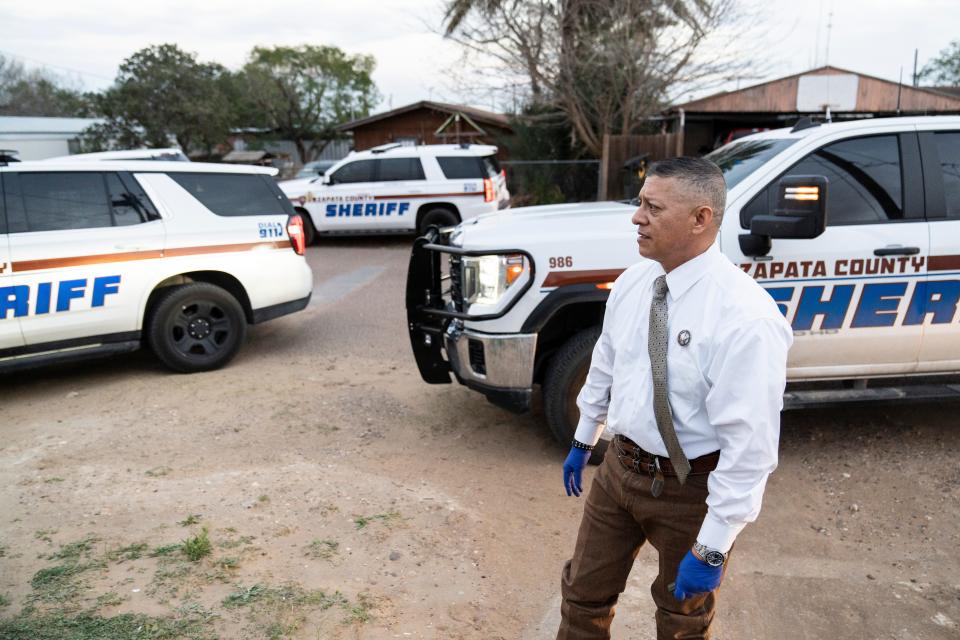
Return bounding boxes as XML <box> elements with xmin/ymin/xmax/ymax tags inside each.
<box><xmin>483</xmin><ymin>177</ymin><xmax>495</xmax><ymax>202</ymax></box>
<box><xmin>287</xmin><ymin>215</ymin><xmax>306</xmax><ymax>255</ymax></box>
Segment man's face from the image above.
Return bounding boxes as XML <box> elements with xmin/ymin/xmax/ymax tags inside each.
<box><xmin>631</xmin><ymin>176</ymin><xmax>705</xmax><ymax>271</ymax></box>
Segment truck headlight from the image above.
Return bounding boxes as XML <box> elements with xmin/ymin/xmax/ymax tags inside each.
<box><xmin>461</xmin><ymin>253</ymin><xmax>528</xmax><ymax>306</ymax></box>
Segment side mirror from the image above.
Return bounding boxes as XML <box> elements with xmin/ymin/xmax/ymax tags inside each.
<box><xmin>751</xmin><ymin>175</ymin><xmax>828</xmax><ymax>239</ymax></box>
<box><xmin>739</xmin><ymin>175</ymin><xmax>828</xmax><ymax>257</ymax></box>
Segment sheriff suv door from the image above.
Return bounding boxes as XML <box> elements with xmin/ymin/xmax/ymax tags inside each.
<box><xmin>5</xmin><ymin>170</ymin><xmax>165</xmax><ymax>348</ymax></box>
<box><xmin>0</xmin><ymin>173</ymin><xmax>26</xmax><ymax>352</ymax></box>
<box><xmin>315</xmin><ymin>159</ymin><xmax>379</xmax><ymax>232</ymax></box>
<box><xmin>732</xmin><ymin>131</ymin><xmax>928</xmax><ymax>378</ymax></box>
<box><xmin>916</xmin><ymin>124</ymin><xmax>960</xmax><ymax>371</ymax></box>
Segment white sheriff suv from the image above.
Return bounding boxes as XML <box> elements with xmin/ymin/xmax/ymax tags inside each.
<box><xmin>407</xmin><ymin>116</ymin><xmax>960</xmax><ymax>454</ymax></box>
<box><xmin>279</xmin><ymin>143</ymin><xmax>510</xmax><ymax>243</ymax></box>
<box><xmin>0</xmin><ymin>160</ymin><xmax>312</xmax><ymax>373</ymax></box>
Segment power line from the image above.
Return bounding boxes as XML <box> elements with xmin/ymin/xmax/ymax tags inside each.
<box><xmin>0</xmin><ymin>48</ymin><xmax>114</xmax><ymax>84</ymax></box>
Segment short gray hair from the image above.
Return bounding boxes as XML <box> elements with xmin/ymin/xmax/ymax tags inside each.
<box><xmin>647</xmin><ymin>156</ymin><xmax>726</xmax><ymax>225</ymax></box>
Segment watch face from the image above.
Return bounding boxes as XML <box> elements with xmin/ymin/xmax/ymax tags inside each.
<box><xmin>704</xmin><ymin>550</ymin><xmax>725</xmax><ymax>567</ymax></box>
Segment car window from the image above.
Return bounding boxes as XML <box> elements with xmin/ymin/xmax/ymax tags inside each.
<box><xmin>19</xmin><ymin>172</ymin><xmax>113</xmax><ymax>231</ymax></box>
<box><xmin>481</xmin><ymin>155</ymin><xmax>501</xmax><ymax>177</ymax></box>
<box><xmin>330</xmin><ymin>160</ymin><xmax>376</xmax><ymax>184</ymax></box>
<box><xmin>377</xmin><ymin>158</ymin><xmax>425</xmax><ymax>182</ymax></box>
<box><xmin>437</xmin><ymin>157</ymin><xmax>484</xmax><ymax>179</ymax></box>
<box><xmin>169</xmin><ymin>173</ymin><xmax>292</xmax><ymax>216</ymax></box>
<box><xmin>706</xmin><ymin>138</ymin><xmax>797</xmax><ymax>189</ymax></box>
<box><xmin>741</xmin><ymin>135</ymin><xmax>903</xmax><ymax>228</ymax></box>
<box><xmin>0</xmin><ymin>174</ymin><xmax>6</xmax><ymax>234</ymax></box>
<box><xmin>935</xmin><ymin>132</ymin><xmax>960</xmax><ymax>219</ymax></box>
<box><xmin>105</xmin><ymin>173</ymin><xmax>149</xmax><ymax>226</ymax></box>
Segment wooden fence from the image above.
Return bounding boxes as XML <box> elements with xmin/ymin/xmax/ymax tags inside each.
<box><xmin>598</xmin><ymin>133</ymin><xmax>680</xmax><ymax>201</ymax></box>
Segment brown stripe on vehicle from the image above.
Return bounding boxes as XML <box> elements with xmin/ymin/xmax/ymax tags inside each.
<box><xmin>542</xmin><ymin>268</ymin><xmax>625</xmax><ymax>288</ymax></box>
<box><xmin>372</xmin><ymin>192</ymin><xmax>484</xmax><ymax>200</ymax></box>
<box><xmin>11</xmin><ymin>240</ymin><xmax>291</xmax><ymax>273</ymax></box>
<box><xmin>928</xmin><ymin>255</ymin><xmax>960</xmax><ymax>271</ymax></box>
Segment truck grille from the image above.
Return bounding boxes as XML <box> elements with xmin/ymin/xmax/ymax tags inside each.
<box><xmin>449</xmin><ymin>255</ymin><xmax>464</xmax><ymax>312</ymax></box>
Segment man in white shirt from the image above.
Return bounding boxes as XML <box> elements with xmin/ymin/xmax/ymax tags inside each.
<box><xmin>556</xmin><ymin>157</ymin><xmax>793</xmax><ymax>639</ymax></box>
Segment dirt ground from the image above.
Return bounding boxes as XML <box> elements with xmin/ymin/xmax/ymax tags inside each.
<box><xmin>1</xmin><ymin>238</ymin><xmax>959</xmax><ymax>639</ymax></box>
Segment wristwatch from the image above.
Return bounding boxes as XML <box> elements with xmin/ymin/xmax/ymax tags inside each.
<box><xmin>693</xmin><ymin>542</ymin><xmax>727</xmax><ymax>567</ymax></box>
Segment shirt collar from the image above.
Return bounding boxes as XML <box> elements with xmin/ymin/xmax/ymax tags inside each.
<box><xmin>662</xmin><ymin>242</ymin><xmax>722</xmax><ymax>301</ymax></box>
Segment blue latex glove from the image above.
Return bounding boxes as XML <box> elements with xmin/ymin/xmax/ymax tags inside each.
<box><xmin>563</xmin><ymin>446</ymin><xmax>591</xmax><ymax>497</ymax></box>
<box><xmin>673</xmin><ymin>549</ymin><xmax>723</xmax><ymax>600</ymax></box>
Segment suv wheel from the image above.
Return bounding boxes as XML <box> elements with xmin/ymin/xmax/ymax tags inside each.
<box><xmin>417</xmin><ymin>208</ymin><xmax>459</xmax><ymax>235</ymax></box>
<box><xmin>542</xmin><ymin>326</ymin><xmax>608</xmax><ymax>464</ymax></box>
<box><xmin>147</xmin><ymin>283</ymin><xmax>247</xmax><ymax>373</ymax></box>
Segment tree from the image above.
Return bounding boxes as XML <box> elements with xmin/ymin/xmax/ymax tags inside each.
<box><xmin>0</xmin><ymin>54</ymin><xmax>90</xmax><ymax>117</ymax></box>
<box><xmin>241</xmin><ymin>45</ymin><xmax>379</xmax><ymax>164</ymax></box>
<box><xmin>919</xmin><ymin>40</ymin><xmax>960</xmax><ymax>86</ymax></box>
<box><xmin>82</xmin><ymin>44</ymin><xmax>236</xmax><ymax>154</ymax></box>
<box><xmin>442</xmin><ymin>0</ymin><xmax>749</xmax><ymax>157</ymax></box>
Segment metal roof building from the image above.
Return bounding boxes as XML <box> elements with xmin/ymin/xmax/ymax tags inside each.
<box><xmin>0</xmin><ymin>116</ymin><xmax>101</xmax><ymax>160</ymax></box>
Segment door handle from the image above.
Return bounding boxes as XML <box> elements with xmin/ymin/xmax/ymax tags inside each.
<box><xmin>873</xmin><ymin>246</ymin><xmax>920</xmax><ymax>256</ymax></box>
<box><xmin>115</xmin><ymin>244</ymin><xmax>146</xmax><ymax>252</ymax></box>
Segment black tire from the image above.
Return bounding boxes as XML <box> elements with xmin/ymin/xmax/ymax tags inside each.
<box><xmin>147</xmin><ymin>283</ymin><xmax>247</xmax><ymax>373</ymax></box>
<box><xmin>417</xmin><ymin>208</ymin><xmax>459</xmax><ymax>235</ymax></box>
<box><xmin>543</xmin><ymin>326</ymin><xmax>608</xmax><ymax>465</ymax></box>
<box><xmin>297</xmin><ymin>209</ymin><xmax>317</xmax><ymax>246</ymax></box>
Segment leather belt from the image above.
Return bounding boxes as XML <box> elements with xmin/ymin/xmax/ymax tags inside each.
<box><xmin>613</xmin><ymin>435</ymin><xmax>719</xmax><ymax>477</ymax></box>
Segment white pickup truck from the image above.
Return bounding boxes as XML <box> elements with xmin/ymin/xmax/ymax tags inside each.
<box><xmin>406</xmin><ymin>115</ymin><xmax>960</xmax><ymax>450</ymax></box>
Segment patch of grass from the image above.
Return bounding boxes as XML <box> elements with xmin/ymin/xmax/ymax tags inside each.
<box><xmin>95</xmin><ymin>591</ymin><xmax>124</xmax><ymax>608</ymax></box>
<box><xmin>222</xmin><ymin>582</ymin><xmax>366</xmax><ymax>637</ymax></box>
<box><xmin>222</xmin><ymin>583</ymin><xmax>268</xmax><ymax>608</ymax></box>
<box><xmin>0</xmin><ymin>593</ymin><xmax>9</xmax><ymax>607</ymax></box>
<box><xmin>305</xmin><ymin>539</ymin><xmax>339</xmax><ymax>560</ymax></box>
<box><xmin>48</xmin><ymin>536</ymin><xmax>99</xmax><ymax>562</ymax></box>
<box><xmin>257</xmin><ymin>494</ymin><xmax>270</xmax><ymax>503</ymax></box>
<box><xmin>43</xmin><ymin>477</ymin><xmax>64</xmax><ymax>484</ymax></box>
<box><xmin>218</xmin><ymin>535</ymin><xmax>254</xmax><ymax>550</ymax></box>
<box><xmin>214</xmin><ymin>556</ymin><xmax>239</xmax><ymax>570</ymax></box>
<box><xmin>0</xmin><ymin>611</ymin><xmax>216</xmax><ymax>640</ymax></box>
<box><xmin>181</xmin><ymin>528</ymin><xmax>211</xmax><ymax>562</ymax></box>
<box><xmin>178</xmin><ymin>514</ymin><xmax>202</xmax><ymax>527</ymax></box>
<box><xmin>149</xmin><ymin>543</ymin><xmax>181</xmax><ymax>558</ymax></box>
<box><xmin>145</xmin><ymin>466</ymin><xmax>172</xmax><ymax>477</ymax></box>
<box><xmin>107</xmin><ymin>542</ymin><xmax>149</xmax><ymax>563</ymax></box>
<box><xmin>33</xmin><ymin>529</ymin><xmax>57</xmax><ymax>544</ymax></box>
<box><xmin>29</xmin><ymin>563</ymin><xmax>91</xmax><ymax>605</ymax></box>
<box><xmin>0</xmin><ymin>543</ymin><xmax>6</xmax><ymax>558</ymax></box>
<box><xmin>353</xmin><ymin>511</ymin><xmax>401</xmax><ymax>530</ymax></box>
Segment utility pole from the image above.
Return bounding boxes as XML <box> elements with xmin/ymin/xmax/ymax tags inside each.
<box><xmin>912</xmin><ymin>49</ymin><xmax>919</xmax><ymax>86</ymax></box>
<box><xmin>824</xmin><ymin>5</ymin><xmax>834</xmax><ymax>66</ymax></box>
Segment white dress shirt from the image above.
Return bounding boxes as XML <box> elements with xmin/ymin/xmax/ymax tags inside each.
<box><xmin>574</xmin><ymin>243</ymin><xmax>793</xmax><ymax>552</ymax></box>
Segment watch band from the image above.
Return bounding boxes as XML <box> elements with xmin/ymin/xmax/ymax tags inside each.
<box><xmin>693</xmin><ymin>542</ymin><xmax>726</xmax><ymax>567</ymax></box>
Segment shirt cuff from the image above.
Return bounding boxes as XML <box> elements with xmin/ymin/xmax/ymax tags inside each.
<box><xmin>573</xmin><ymin>418</ymin><xmax>605</xmax><ymax>447</ymax></box>
<box><xmin>696</xmin><ymin>510</ymin><xmax>746</xmax><ymax>554</ymax></box>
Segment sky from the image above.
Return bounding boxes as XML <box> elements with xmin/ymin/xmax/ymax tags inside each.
<box><xmin>0</xmin><ymin>0</ymin><xmax>957</xmax><ymax>114</ymax></box>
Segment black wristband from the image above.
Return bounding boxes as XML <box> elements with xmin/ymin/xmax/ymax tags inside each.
<box><xmin>571</xmin><ymin>439</ymin><xmax>594</xmax><ymax>451</ymax></box>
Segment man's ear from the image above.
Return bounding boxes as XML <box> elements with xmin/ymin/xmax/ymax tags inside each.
<box><xmin>690</xmin><ymin>205</ymin><xmax>715</xmax><ymax>235</ymax></box>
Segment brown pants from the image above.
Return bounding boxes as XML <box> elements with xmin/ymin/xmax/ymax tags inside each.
<box><xmin>557</xmin><ymin>444</ymin><xmax>722</xmax><ymax>640</ymax></box>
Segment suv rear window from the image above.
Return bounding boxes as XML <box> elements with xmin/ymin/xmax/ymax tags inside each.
<box><xmin>437</xmin><ymin>157</ymin><xmax>485</xmax><ymax>179</ymax></box>
<box><xmin>169</xmin><ymin>173</ymin><xmax>292</xmax><ymax>216</ymax></box>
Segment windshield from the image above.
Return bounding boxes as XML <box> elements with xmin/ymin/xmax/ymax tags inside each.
<box><xmin>706</xmin><ymin>138</ymin><xmax>797</xmax><ymax>189</ymax></box>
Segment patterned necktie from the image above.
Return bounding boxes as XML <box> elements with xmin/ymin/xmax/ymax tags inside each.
<box><xmin>648</xmin><ymin>275</ymin><xmax>691</xmax><ymax>484</ymax></box>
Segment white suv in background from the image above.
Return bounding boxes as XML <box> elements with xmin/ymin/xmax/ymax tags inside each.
<box><xmin>279</xmin><ymin>143</ymin><xmax>510</xmax><ymax>242</ymax></box>
<box><xmin>0</xmin><ymin>160</ymin><xmax>312</xmax><ymax>373</ymax></box>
